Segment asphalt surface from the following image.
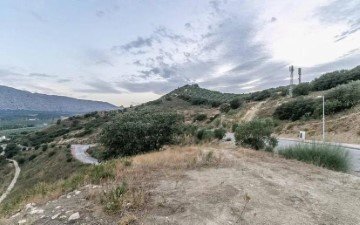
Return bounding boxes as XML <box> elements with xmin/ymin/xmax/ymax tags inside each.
<box><xmin>0</xmin><ymin>159</ymin><xmax>21</xmax><ymax>204</ymax></box>
<box><xmin>71</xmin><ymin>144</ymin><xmax>99</xmax><ymax>165</ymax></box>
<box><xmin>225</xmin><ymin>133</ymin><xmax>360</xmax><ymax>173</ymax></box>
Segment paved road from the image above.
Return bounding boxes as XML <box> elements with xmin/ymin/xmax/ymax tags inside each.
<box><xmin>225</xmin><ymin>133</ymin><xmax>360</xmax><ymax>173</ymax></box>
<box><xmin>0</xmin><ymin>159</ymin><xmax>21</xmax><ymax>204</ymax></box>
<box><xmin>71</xmin><ymin>145</ymin><xmax>99</xmax><ymax>165</ymax></box>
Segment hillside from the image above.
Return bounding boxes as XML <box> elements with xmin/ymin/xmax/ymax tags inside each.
<box><xmin>0</xmin><ymin>85</ymin><xmax>118</xmax><ymax>113</ymax></box>
<box><xmin>1</xmin><ymin>65</ymin><xmax>360</xmax><ymax>224</ymax></box>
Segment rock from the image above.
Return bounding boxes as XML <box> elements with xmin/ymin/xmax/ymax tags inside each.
<box><xmin>74</xmin><ymin>190</ymin><xmax>81</xmax><ymax>195</ymax></box>
<box><xmin>11</xmin><ymin>212</ymin><xmax>21</xmax><ymax>218</ymax></box>
<box><xmin>68</xmin><ymin>212</ymin><xmax>80</xmax><ymax>221</ymax></box>
<box><xmin>18</xmin><ymin>219</ymin><xmax>26</xmax><ymax>224</ymax></box>
<box><xmin>30</xmin><ymin>208</ymin><xmax>44</xmax><ymax>214</ymax></box>
<box><xmin>52</xmin><ymin>213</ymin><xmax>61</xmax><ymax>220</ymax></box>
<box><xmin>25</xmin><ymin>203</ymin><xmax>36</xmax><ymax>210</ymax></box>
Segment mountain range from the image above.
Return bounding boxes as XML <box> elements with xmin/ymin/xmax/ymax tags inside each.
<box><xmin>0</xmin><ymin>85</ymin><xmax>118</xmax><ymax>113</ymax></box>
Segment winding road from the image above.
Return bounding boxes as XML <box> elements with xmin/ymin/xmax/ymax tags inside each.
<box><xmin>0</xmin><ymin>159</ymin><xmax>21</xmax><ymax>204</ymax></box>
<box><xmin>71</xmin><ymin>144</ymin><xmax>99</xmax><ymax>165</ymax></box>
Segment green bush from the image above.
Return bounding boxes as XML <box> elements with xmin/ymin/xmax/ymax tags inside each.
<box><xmin>234</xmin><ymin>118</ymin><xmax>278</xmax><ymax>151</ymax></box>
<box><xmin>4</xmin><ymin>143</ymin><xmax>20</xmax><ymax>158</ymax></box>
<box><xmin>193</xmin><ymin>114</ymin><xmax>207</xmax><ymax>122</ymax></box>
<box><xmin>220</xmin><ymin>103</ymin><xmax>231</xmax><ymax>113</ymax></box>
<box><xmin>28</xmin><ymin>154</ymin><xmax>37</xmax><ymax>161</ymax></box>
<box><xmin>100</xmin><ymin>111</ymin><xmax>183</xmax><ymax>158</ymax></box>
<box><xmin>196</xmin><ymin>129</ymin><xmax>214</xmax><ymax>141</ymax></box>
<box><xmin>214</xmin><ymin>128</ymin><xmax>226</xmax><ymax>140</ymax></box>
<box><xmin>230</xmin><ymin>98</ymin><xmax>243</xmax><ymax>109</ymax></box>
<box><xmin>273</xmin><ymin>98</ymin><xmax>317</xmax><ymax>121</ymax></box>
<box><xmin>311</xmin><ymin>66</ymin><xmax>360</xmax><ymax>91</ymax></box>
<box><xmin>278</xmin><ymin>143</ymin><xmax>349</xmax><ymax>172</ymax></box>
<box><xmin>48</xmin><ymin>151</ymin><xmax>56</xmax><ymax>158</ymax></box>
<box><xmin>232</xmin><ymin>123</ymin><xmax>239</xmax><ymax>132</ymax></box>
<box><xmin>42</xmin><ymin>144</ymin><xmax>48</xmax><ymax>152</ymax></box>
<box><xmin>293</xmin><ymin>83</ymin><xmax>311</xmax><ymax>97</ymax></box>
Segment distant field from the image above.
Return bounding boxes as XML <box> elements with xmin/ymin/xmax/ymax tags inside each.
<box><xmin>0</xmin><ymin>126</ymin><xmax>44</xmax><ymax>136</ymax></box>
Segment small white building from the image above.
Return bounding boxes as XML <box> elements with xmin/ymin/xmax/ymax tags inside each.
<box><xmin>0</xmin><ymin>136</ymin><xmax>6</xmax><ymax>142</ymax></box>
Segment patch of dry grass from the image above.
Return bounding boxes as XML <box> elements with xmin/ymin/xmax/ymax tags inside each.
<box><xmin>1</xmin><ymin>145</ymin><xmax>225</xmax><ymax>218</ymax></box>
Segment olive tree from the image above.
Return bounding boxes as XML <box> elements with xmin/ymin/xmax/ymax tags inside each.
<box><xmin>100</xmin><ymin>111</ymin><xmax>183</xmax><ymax>158</ymax></box>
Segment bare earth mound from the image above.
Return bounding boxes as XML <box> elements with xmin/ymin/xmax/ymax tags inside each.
<box><xmin>2</xmin><ymin>144</ymin><xmax>360</xmax><ymax>225</ymax></box>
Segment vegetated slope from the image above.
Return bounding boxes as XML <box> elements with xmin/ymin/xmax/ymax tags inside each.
<box><xmin>0</xmin><ymin>143</ymin><xmax>85</xmax><ymax>214</ymax></box>
<box><xmin>0</xmin><ymin>85</ymin><xmax>118</xmax><ymax>113</ymax></box>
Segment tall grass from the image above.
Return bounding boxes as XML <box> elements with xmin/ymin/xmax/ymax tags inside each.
<box><xmin>278</xmin><ymin>143</ymin><xmax>350</xmax><ymax>172</ymax></box>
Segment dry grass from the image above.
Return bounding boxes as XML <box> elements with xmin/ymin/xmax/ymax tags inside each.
<box><xmin>1</xmin><ymin>145</ymin><xmax>226</xmax><ymax>219</ymax></box>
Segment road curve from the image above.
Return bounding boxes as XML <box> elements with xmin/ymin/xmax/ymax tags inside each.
<box><xmin>0</xmin><ymin>159</ymin><xmax>21</xmax><ymax>204</ymax></box>
<box><xmin>71</xmin><ymin>144</ymin><xmax>99</xmax><ymax>165</ymax></box>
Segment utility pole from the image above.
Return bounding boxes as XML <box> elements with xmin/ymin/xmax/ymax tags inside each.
<box><xmin>289</xmin><ymin>65</ymin><xmax>294</xmax><ymax>97</ymax></box>
<box><xmin>298</xmin><ymin>68</ymin><xmax>302</xmax><ymax>84</ymax></box>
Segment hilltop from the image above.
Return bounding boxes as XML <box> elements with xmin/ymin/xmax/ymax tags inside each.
<box><xmin>0</xmin><ymin>85</ymin><xmax>118</xmax><ymax>113</ymax></box>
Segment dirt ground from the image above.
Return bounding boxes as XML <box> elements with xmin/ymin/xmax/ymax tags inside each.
<box><xmin>143</xmin><ymin>144</ymin><xmax>360</xmax><ymax>225</ymax></box>
<box><xmin>2</xmin><ymin>143</ymin><xmax>360</xmax><ymax>225</ymax></box>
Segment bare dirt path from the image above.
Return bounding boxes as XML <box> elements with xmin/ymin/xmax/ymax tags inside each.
<box><xmin>0</xmin><ymin>159</ymin><xmax>20</xmax><ymax>204</ymax></box>
<box><xmin>241</xmin><ymin>101</ymin><xmax>265</xmax><ymax>122</ymax></box>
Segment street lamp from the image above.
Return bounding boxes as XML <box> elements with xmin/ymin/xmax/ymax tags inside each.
<box><xmin>317</xmin><ymin>95</ymin><xmax>325</xmax><ymax>142</ymax></box>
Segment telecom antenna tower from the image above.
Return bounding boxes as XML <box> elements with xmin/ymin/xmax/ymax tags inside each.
<box><xmin>289</xmin><ymin>65</ymin><xmax>294</xmax><ymax>97</ymax></box>
<box><xmin>298</xmin><ymin>68</ymin><xmax>302</xmax><ymax>84</ymax></box>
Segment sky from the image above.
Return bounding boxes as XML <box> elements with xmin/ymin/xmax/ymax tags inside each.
<box><xmin>0</xmin><ymin>0</ymin><xmax>359</xmax><ymax>106</ymax></box>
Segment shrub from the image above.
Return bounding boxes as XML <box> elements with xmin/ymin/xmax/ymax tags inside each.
<box><xmin>219</xmin><ymin>103</ymin><xmax>231</xmax><ymax>113</ymax></box>
<box><xmin>278</xmin><ymin>143</ymin><xmax>349</xmax><ymax>172</ymax></box>
<box><xmin>101</xmin><ymin>111</ymin><xmax>183</xmax><ymax>158</ymax></box>
<box><xmin>311</xmin><ymin>66</ymin><xmax>360</xmax><ymax>91</ymax></box>
<box><xmin>232</xmin><ymin>124</ymin><xmax>239</xmax><ymax>132</ymax></box>
<box><xmin>248</xmin><ymin>90</ymin><xmax>271</xmax><ymax>101</ymax></box>
<box><xmin>28</xmin><ymin>154</ymin><xmax>37</xmax><ymax>161</ymax></box>
<box><xmin>210</xmin><ymin>101</ymin><xmax>222</xmax><ymax>108</ymax></box>
<box><xmin>17</xmin><ymin>157</ymin><xmax>25</xmax><ymax>165</ymax></box>
<box><xmin>5</xmin><ymin>143</ymin><xmax>20</xmax><ymax>158</ymax></box>
<box><xmin>273</xmin><ymin>98</ymin><xmax>317</xmax><ymax>121</ymax></box>
<box><xmin>230</xmin><ymin>98</ymin><xmax>243</xmax><ymax>109</ymax></box>
<box><xmin>48</xmin><ymin>151</ymin><xmax>56</xmax><ymax>157</ymax></box>
<box><xmin>196</xmin><ymin>129</ymin><xmax>214</xmax><ymax>141</ymax></box>
<box><xmin>214</xmin><ymin>128</ymin><xmax>226</xmax><ymax>140</ymax></box>
<box><xmin>42</xmin><ymin>144</ymin><xmax>48</xmax><ymax>152</ymax></box>
<box><xmin>234</xmin><ymin>118</ymin><xmax>278</xmax><ymax>150</ymax></box>
<box><xmin>193</xmin><ymin>114</ymin><xmax>207</xmax><ymax>122</ymax></box>
<box><xmin>293</xmin><ymin>83</ymin><xmax>311</xmax><ymax>97</ymax></box>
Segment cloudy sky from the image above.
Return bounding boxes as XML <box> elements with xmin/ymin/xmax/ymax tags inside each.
<box><xmin>0</xmin><ymin>0</ymin><xmax>359</xmax><ymax>106</ymax></box>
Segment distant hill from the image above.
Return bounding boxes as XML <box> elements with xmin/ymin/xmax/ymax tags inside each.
<box><xmin>0</xmin><ymin>85</ymin><xmax>118</xmax><ymax>113</ymax></box>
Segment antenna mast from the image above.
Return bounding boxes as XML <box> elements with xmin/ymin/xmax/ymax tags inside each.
<box><xmin>298</xmin><ymin>68</ymin><xmax>302</xmax><ymax>84</ymax></box>
<box><xmin>289</xmin><ymin>65</ymin><xmax>294</xmax><ymax>97</ymax></box>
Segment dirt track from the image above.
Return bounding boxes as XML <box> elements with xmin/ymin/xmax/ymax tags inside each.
<box><xmin>0</xmin><ymin>159</ymin><xmax>20</xmax><ymax>204</ymax></box>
